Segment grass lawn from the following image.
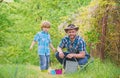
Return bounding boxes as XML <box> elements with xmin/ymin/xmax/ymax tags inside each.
<box><xmin>0</xmin><ymin>59</ymin><xmax>120</xmax><ymax>78</ymax></box>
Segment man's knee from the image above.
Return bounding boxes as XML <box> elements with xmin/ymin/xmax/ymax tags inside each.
<box><xmin>78</xmin><ymin>57</ymin><xmax>88</xmax><ymax>65</ymax></box>
<box><xmin>55</xmin><ymin>52</ymin><xmax>59</xmax><ymax>58</ymax></box>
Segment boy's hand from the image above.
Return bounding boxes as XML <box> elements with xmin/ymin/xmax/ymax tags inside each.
<box><xmin>52</xmin><ymin>48</ymin><xmax>56</xmax><ymax>52</ymax></box>
<box><xmin>29</xmin><ymin>46</ymin><xmax>33</xmax><ymax>51</ymax></box>
<box><xmin>29</xmin><ymin>41</ymin><xmax>36</xmax><ymax>51</ymax></box>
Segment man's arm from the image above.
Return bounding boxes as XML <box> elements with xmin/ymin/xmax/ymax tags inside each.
<box><xmin>57</xmin><ymin>46</ymin><xmax>65</xmax><ymax>58</ymax></box>
<box><xmin>66</xmin><ymin>51</ymin><xmax>85</xmax><ymax>59</ymax></box>
<box><xmin>74</xmin><ymin>38</ymin><xmax>86</xmax><ymax>58</ymax></box>
<box><xmin>57</xmin><ymin>46</ymin><xmax>63</xmax><ymax>53</ymax></box>
<box><xmin>74</xmin><ymin>51</ymin><xmax>85</xmax><ymax>58</ymax></box>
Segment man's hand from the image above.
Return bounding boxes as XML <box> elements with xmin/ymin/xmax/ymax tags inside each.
<box><xmin>66</xmin><ymin>53</ymin><xmax>76</xmax><ymax>59</ymax></box>
<box><xmin>57</xmin><ymin>47</ymin><xmax>65</xmax><ymax>58</ymax></box>
<box><xmin>59</xmin><ymin>52</ymin><xmax>64</xmax><ymax>59</ymax></box>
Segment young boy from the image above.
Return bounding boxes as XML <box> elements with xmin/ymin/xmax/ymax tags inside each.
<box><xmin>30</xmin><ymin>21</ymin><xmax>56</xmax><ymax>72</ymax></box>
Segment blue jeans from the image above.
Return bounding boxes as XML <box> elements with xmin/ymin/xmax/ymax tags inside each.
<box><xmin>55</xmin><ymin>52</ymin><xmax>88</xmax><ymax>65</ymax></box>
<box><xmin>39</xmin><ymin>55</ymin><xmax>50</xmax><ymax>70</ymax></box>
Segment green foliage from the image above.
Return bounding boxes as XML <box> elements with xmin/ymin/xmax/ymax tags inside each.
<box><xmin>62</xmin><ymin>0</ymin><xmax>120</xmax><ymax>55</ymax></box>
<box><xmin>0</xmin><ymin>3</ymin><xmax>14</xmax><ymax>46</ymax></box>
<box><xmin>0</xmin><ymin>0</ymin><xmax>91</xmax><ymax>65</ymax></box>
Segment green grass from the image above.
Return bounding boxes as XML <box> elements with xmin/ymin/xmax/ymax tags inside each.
<box><xmin>0</xmin><ymin>59</ymin><xmax>120</xmax><ymax>78</ymax></box>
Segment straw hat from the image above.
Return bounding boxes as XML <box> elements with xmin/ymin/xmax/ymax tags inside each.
<box><xmin>64</xmin><ymin>24</ymin><xmax>79</xmax><ymax>33</ymax></box>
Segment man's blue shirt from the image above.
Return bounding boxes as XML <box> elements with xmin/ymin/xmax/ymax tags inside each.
<box><xmin>59</xmin><ymin>35</ymin><xmax>89</xmax><ymax>56</ymax></box>
<box><xmin>34</xmin><ymin>31</ymin><xmax>51</xmax><ymax>55</ymax></box>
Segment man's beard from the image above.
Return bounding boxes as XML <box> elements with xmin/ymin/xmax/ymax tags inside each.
<box><xmin>69</xmin><ymin>35</ymin><xmax>76</xmax><ymax>40</ymax></box>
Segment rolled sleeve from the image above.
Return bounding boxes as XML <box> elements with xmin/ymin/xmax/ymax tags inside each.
<box><xmin>59</xmin><ymin>38</ymin><xmax>65</xmax><ymax>49</ymax></box>
<box><xmin>78</xmin><ymin>40</ymin><xmax>86</xmax><ymax>51</ymax></box>
<box><xmin>34</xmin><ymin>33</ymin><xmax>40</xmax><ymax>42</ymax></box>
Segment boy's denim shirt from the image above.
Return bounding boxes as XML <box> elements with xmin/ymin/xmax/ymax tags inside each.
<box><xmin>34</xmin><ymin>31</ymin><xmax>51</xmax><ymax>55</ymax></box>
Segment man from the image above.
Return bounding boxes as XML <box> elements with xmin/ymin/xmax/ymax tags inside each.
<box><xmin>55</xmin><ymin>24</ymin><xmax>90</xmax><ymax>66</ymax></box>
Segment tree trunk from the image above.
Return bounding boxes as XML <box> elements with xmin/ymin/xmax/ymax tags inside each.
<box><xmin>100</xmin><ymin>7</ymin><xmax>109</xmax><ymax>60</ymax></box>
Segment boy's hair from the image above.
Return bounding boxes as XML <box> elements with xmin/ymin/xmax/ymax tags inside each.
<box><xmin>41</xmin><ymin>21</ymin><xmax>51</xmax><ymax>29</ymax></box>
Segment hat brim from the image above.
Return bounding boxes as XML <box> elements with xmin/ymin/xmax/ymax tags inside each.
<box><xmin>64</xmin><ymin>27</ymin><xmax>79</xmax><ymax>33</ymax></box>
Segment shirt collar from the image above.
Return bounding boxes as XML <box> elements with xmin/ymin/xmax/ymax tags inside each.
<box><xmin>67</xmin><ymin>35</ymin><xmax>78</xmax><ymax>42</ymax></box>
<box><xmin>41</xmin><ymin>30</ymin><xmax>48</xmax><ymax>34</ymax></box>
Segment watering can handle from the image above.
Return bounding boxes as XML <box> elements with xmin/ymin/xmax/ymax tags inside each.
<box><xmin>63</xmin><ymin>55</ymin><xmax>78</xmax><ymax>62</ymax></box>
<box><xmin>62</xmin><ymin>56</ymin><xmax>78</xmax><ymax>69</ymax></box>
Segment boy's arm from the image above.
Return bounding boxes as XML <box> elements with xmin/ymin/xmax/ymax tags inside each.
<box><xmin>30</xmin><ymin>41</ymin><xmax>36</xmax><ymax>50</ymax></box>
<box><xmin>50</xmin><ymin>43</ymin><xmax>56</xmax><ymax>52</ymax></box>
